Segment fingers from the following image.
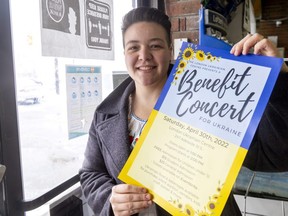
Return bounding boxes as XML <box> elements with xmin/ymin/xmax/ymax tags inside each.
<box><xmin>112</xmin><ymin>184</ymin><xmax>147</xmax><ymax>194</ymax></box>
<box><xmin>253</xmin><ymin>38</ymin><xmax>278</xmax><ymax>56</ymax></box>
<box><xmin>230</xmin><ymin>33</ymin><xmax>287</xmax><ymax>73</ymax></box>
<box><xmin>230</xmin><ymin>33</ymin><xmax>278</xmax><ymax>57</ymax></box>
<box><xmin>110</xmin><ymin>184</ymin><xmax>153</xmax><ymax>216</ymax></box>
<box><xmin>230</xmin><ymin>33</ymin><xmax>264</xmax><ymax>56</ymax></box>
<box><xmin>111</xmin><ymin>200</ymin><xmax>152</xmax><ymax>216</ymax></box>
<box><xmin>111</xmin><ymin>185</ymin><xmax>151</xmax><ymax>203</ymax></box>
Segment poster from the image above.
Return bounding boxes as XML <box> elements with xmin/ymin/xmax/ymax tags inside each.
<box><xmin>66</xmin><ymin>65</ymin><xmax>102</xmax><ymax>139</ymax></box>
<box><xmin>41</xmin><ymin>0</ymin><xmax>114</xmax><ymax>59</ymax></box>
<box><xmin>119</xmin><ymin>42</ymin><xmax>283</xmax><ymax>215</ymax></box>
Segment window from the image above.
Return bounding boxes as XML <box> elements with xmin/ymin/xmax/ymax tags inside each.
<box><xmin>10</xmin><ymin>0</ymin><xmax>131</xmax><ymax>211</ymax></box>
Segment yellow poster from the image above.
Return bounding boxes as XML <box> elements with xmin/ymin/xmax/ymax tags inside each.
<box><xmin>119</xmin><ymin>42</ymin><xmax>283</xmax><ymax>215</ymax></box>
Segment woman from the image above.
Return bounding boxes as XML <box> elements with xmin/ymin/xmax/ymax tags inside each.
<box><xmin>79</xmin><ymin>7</ymin><xmax>288</xmax><ymax>216</ymax></box>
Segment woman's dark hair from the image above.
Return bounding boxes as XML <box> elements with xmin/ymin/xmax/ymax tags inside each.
<box><xmin>121</xmin><ymin>7</ymin><xmax>172</xmax><ymax>46</ymax></box>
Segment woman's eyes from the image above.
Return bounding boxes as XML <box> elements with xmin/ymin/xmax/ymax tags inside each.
<box><xmin>127</xmin><ymin>44</ymin><xmax>163</xmax><ymax>51</ymax></box>
<box><xmin>127</xmin><ymin>46</ymin><xmax>138</xmax><ymax>51</ymax></box>
<box><xmin>150</xmin><ymin>44</ymin><xmax>163</xmax><ymax>49</ymax></box>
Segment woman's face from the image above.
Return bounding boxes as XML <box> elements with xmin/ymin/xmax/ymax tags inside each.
<box><xmin>124</xmin><ymin>22</ymin><xmax>172</xmax><ymax>88</ymax></box>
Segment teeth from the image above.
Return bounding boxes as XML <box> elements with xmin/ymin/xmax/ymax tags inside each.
<box><xmin>138</xmin><ymin>66</ymin><xmax>153</xmax><ymax>70</ymax></box>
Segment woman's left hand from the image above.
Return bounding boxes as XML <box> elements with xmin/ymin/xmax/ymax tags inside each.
<box><xmin>230</xmin><ymin>33</ymin><xmax>279</xmax><ymax>57</ymax></box>
<box><xmin>109</xmin><ymin>184</ymin><xmax>152</xmax><ymax>216</ymax></box>
<box><xmin>230</xmin><ymin>33</ymin><xmax>288</xmax><ymax>72</ymax></box>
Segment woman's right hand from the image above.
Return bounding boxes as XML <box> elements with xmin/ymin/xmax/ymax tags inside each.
<box><xmin>109</xmin><ymin>184</ymin><xmax>153</xmax><ymax>216</ymax></box>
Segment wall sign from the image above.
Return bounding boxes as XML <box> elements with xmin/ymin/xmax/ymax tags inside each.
<box><xmin>66</xmin><ymin>65</ymin><xmax>102</xmax><ymax>139</ymax></box>
<box><xmin>41</xmin><ymin>0</ymin><xmax>114</xmax><ymax>60</ymax></box>
<box><xmin>85</xmin><ymin>0</ymin><xmax>111</xmax><ymax>50</ymax></box>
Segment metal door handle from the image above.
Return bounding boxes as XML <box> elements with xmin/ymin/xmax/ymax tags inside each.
<box><xmin>0</xmin><ymin>164</ymin><xmax>6</xmax><ymax>182</ymax></box>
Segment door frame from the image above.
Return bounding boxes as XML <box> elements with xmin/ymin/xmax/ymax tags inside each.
<box><xmin>0</xmin><ymin>0</ymin><xmax>25</xmax><ymax>215</ymax></box>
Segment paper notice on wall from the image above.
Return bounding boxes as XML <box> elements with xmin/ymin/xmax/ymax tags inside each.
<box><xmin>41</xmin><ymin>0</ymin><xmax>114</xmax><ymax>60</ymax></box>
<box><xmin>66</xmin><ymin>65</ymin><xmax>102</xmax><ymax>139</ymax></box>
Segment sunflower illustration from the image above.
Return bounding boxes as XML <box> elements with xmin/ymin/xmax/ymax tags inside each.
<box><xmin>196</xmin><ymin>50</ymin><xmax>205</xmax><ymax>61</ymax></box>
<box><xmin>197</xmin><ymin>211</ymin><xmax>210</xmax><ymax>216</ymax></box>
<box><xmin>207</xmin><ymin>200</ymin><xmax>216</xmax><ymax>212</ymax></box>
<box><xmin>216</xmin><ymin>181</ymin><xmax>223</xmax><ymax>193</ymax></box>
<box><xmin>171</xmin><ymin>81</ymin><xmax>177</xmax><ymax>85</ymax></box>
<box><xmin>211</xmin><ymin>194</ymin><xmax>219</xmax><ymax>200</ymax></box>
<box><xmin>206</xmin><ymin>53</ymin><xmax>213</xmax><ymax>61</ymax></box>
<box><xmin>178</xmin><ymin>202</ymin><xmax>183</xmax><ymax>209</ymax></box>
<box><xmin>185</xmin><ymin>204</ymin><xmax>195</xmax><ymax>216</ymax></box>
<box><xmin>178</xmin><ymin>60</ymin><xmax>187</xmax><ymax>70</ymax></box>
<box><xmin>182</xmin><ymin>47</ymin><xmax>194</xmax><ymax>60</ymax></box>
<box><xmin>214</xmin><ymin>56</ymin><xmax>219</xmax><ymax>61</ymax></box>
<box><xmin>176</xmin><ymin>69</ymin><xmax>184</xmax><ymax>75</ymax></box>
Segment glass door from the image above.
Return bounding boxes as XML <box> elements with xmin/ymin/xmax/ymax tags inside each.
<box><xmin>5</xmin><ymin>0</ymin><xmax>132</xmax><ymax>214</ymax></box>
